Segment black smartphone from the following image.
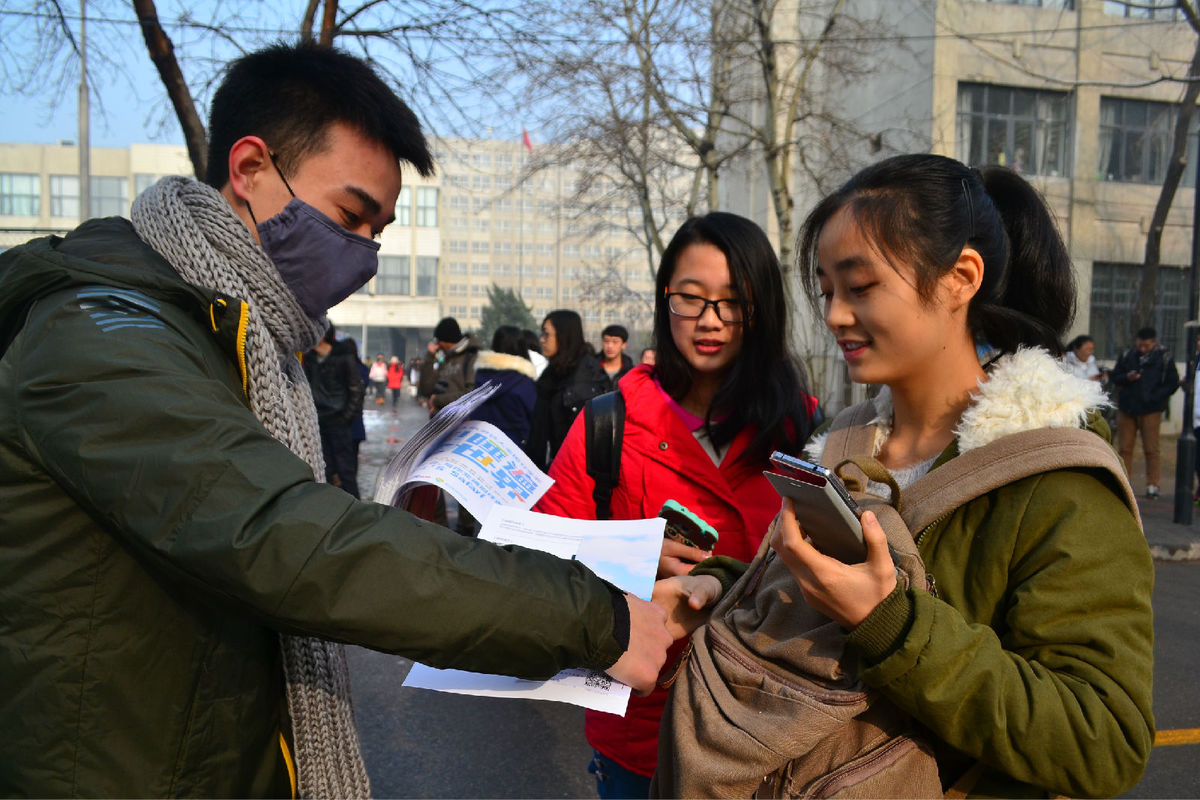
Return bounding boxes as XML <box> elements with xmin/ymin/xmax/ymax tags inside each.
<box><xmin>658</xmin><ymin>500</ymin><xmax>719</xmax><ymax>552</ymax></box>
<box><xmin>765</xmin><ymin>451</ymin><xmax>866</xmax><ymax>563</ymax></box>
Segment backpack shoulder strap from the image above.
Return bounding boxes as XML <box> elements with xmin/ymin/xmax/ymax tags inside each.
<box><xmin>820</xmin><ymin>399</ymin><xmax>880</xmax><ymax>464</ymax></box>
<box><xmin>899</xmin><ymin>426</ymin><xmax>1139</xmax><ymax>534</ymax></box>
<box><xmin>585</xmin><ymin>390</ymin><xmax>625</xmax><ymax>520</ymax></box>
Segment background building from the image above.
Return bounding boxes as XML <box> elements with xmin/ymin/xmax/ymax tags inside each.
<box><xmin>0</xmin><ymin>137</ymin><xmax>657</xmax><ymax>360</ymax></box>
<box><xmin>723</xmin><ymin>0</ymin><xmax>1199</xmax><ymax>424</ymax></box>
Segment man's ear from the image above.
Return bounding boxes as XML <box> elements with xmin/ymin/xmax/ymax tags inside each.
<box><xmin>946</xmin><ymin>246</ymin><xmax>985</xmax><ymax>310</ymax></box>
<box><xmin>224</xmin><ymin>136</ymin><xmax>272</xmax><ymax>202</ymax></box>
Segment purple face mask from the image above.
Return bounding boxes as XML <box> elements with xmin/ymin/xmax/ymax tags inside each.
<box><xmin>255</xmin><ymin>197</ymin><xmax>381</xmax><ymax>319</ymax></box>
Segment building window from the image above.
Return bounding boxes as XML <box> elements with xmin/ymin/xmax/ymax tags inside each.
<box><xmin>416</xmin><ymin>256</ymin><xmax>438</xmax><ymax>296</ymax></box>
<box><xmin>472</xmin><ymin>241</ymin><xmax>490</xmax><ymax>254</ymax></box>
<box><xmin>449</xmin><ymin>195</ymin><xmax>469</xmax><ymax>211</ymax></box>
<box><xmin>472</xmin><ymin>262</ymin><xmax>489</xmax><ymax>275</ymax></box>
<box><xmin>416</xmin><ymin>187</ymin><xmax>438</xmax><ymax>227</ymax></box>
<box><xmin>1103</xmin><ymin>1</ymin><xmax>1182</xmax><ymax>19</ymax></box>
<box><xmin>90</xmin><ymin>176</ymin><xmax>129</xmax><ymax>217</ymax></box>
<box><xmin>472</xmin><ymin>154</ymin><xmax>491</xmax><ymax>168</ymax></box>
<box><xmin>395</xmin><ymin>186</ymin><xmax>412</xmax><ymax>226</ymax></box>
<box><xmin>956</xmin><ymin>83</ymin><xmax>1070</xmax><ymax>177</ymax></box>
<box><xmin>448</xmin><ymin>239</ymin><xmax>468</xmax><ymax>253</ymax></box>
<box><xmin>1089</xmin><ymin>261</ymin><xmax>1188</xmax><ymax>359</ymax></box>
<box><xmin>449</xmin><ymin>261</ymin><xmax>468</xmax><ymax>275</ymax></box>
<box><xmin>473</xmin><ymin>217</ymin><xmax>490</xmax><ymax>232</ymax></box>
<box><xmin>376</xmin><ymin>255</ymin><xmax>410</xmax><ymax>295</ymax></box>
<box><xmin>50</xmin><ymin>175</ymin><xmax>80</xmax><ymax>218</ymax></box>
<box><xmin>1099</xmin><ymin>97</ymin><xmax>1199</xmax><ymax>186</ymax></box>
<box><xmin>1</xmin><ymin>173</ymin><xmax>40</xmax><ymax>216</ymax></box>
<box><xmin>472</xmin><ymin>175</ymin><xmax>491</xmax><ymax>190</ymax></box>
<box><xmin>134</xmin><ymin>173</ymin><xmax>157</xmax><ymax>197</ymax></box>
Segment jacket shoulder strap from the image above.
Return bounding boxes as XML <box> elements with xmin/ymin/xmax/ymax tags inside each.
<box><xmin>584</xmin><ymin>390</ymin><xmax>625</xmax><ymax>520</ymax></box>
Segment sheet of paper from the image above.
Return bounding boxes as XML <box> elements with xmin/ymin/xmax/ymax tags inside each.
<box><xmin>403</xmin><ymin>507</ymin><xmax>667</xmax><ymax>715</ymax></box>
<box><xmin>402</xmin><ymin>421</ymin><xmax>553</xmax><ymax>522</ymax></box>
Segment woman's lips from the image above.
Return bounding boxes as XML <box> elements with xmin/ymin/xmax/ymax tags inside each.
<box><xmin>839</xmin><ymin>340</ymin><xmax>868</xmax><ymax>359</ymax></box>
<box><xmin>695</xmin><ymin>340</ymin><xmax>724</xmax><ymax>355</ymax></box>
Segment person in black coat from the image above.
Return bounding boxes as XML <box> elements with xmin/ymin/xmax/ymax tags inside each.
<box><xmin>303</xmin><ymin>325</ymin><xmax>365</xmax><ymax>498</ymax></box>
<box><xmin>525</xmin><ymin>310</ymin><xmax>610</xmax><ymax>471</ymax></box>
<box><xmin>1111</xmin><ymin>326</ymin><xmax>1180</xmax><ymax>498</ymax></box>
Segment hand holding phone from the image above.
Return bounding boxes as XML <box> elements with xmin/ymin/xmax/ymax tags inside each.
<box><xmin>765</xmin><ymin>452</ymin><xmax>866</xmax><ymax>564</ymax></box>
<box><xmin>658</xmin><ymin>500</ymin><xmax>719</xmax><ymax>551</ymax></box>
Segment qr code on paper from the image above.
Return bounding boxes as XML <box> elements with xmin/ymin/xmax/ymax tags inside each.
<box><xmin>584</xmin><ymin>671</ymin><xmax>612</xmax><ymax>690</ymax></box>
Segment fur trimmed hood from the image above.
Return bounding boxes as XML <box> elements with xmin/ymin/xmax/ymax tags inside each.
<box><xmin>474</xmin><ymin>350</ymin><xmax>537</xmax><ymax>379</ymax></box>
<box><xmin>805</xmin><ymin>348</ymin><xmax>1110</xmax><ymax>462</ymax></box>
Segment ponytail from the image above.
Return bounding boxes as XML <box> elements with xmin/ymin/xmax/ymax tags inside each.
<box><xmin>797</xmin><ymin>154</ymin><xmax>1075</xmax><ymax>357</ymax></box>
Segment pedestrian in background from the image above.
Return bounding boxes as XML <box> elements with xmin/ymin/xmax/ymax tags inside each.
<box><xmin>525</xmin><ymin>309</ymin><xmax>610</xmax><ymax>471</ymax></box>
<box><xmin>536</xmin><ymin>212</ymin><xmax>817</xmax><ymax>798</ymax></box>
<box><xmin>387</xmin><ymin>355</ymin><xmax>406</xmax><ymax>408</ymax></box>
<box><xmin>369</xmin><ymin>352</ymin><xmax>389</xmax><ymax>404</ymax></box>
<box><xmin>598</xmin><ymin>323</ymin><xmax>634</xmax><ymax>389</ymax></box>
<box><xmin>1063</xmin><ymin>334</ymin><xmax>1102</xmax><ymax>381</ymax></box>
<box><xmin>419</xmin><ymin>316</ymin><xmax>481</xmax><ymax>413</ymax></box>
<box><xmin>458</xmin><ymin>325</ymin><xmax>539</xmax><ymax>536</ymax></box>
<box><xmin>303</xmin><ymin>325</ymin><xmax>365</xmax><ymax>498</ymax></box>
<box><xmin>1112</xmin><ymin>326</ymin><xmax>1179</xmax><ymax>498</ymax></box>
<box><xmin>640</xmin><ymin>346</ymin><xmax>656</xmax><ymax>366</ymax></box>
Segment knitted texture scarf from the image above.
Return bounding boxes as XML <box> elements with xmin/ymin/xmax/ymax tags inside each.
<box><xmin>131</xmin><ymin>176</ymin><xmax>372</xmax><ymax>798</ymax></box>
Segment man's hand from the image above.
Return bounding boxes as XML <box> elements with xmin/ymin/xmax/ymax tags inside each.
<box><xmin>426</xmin><ymin>341</ymin><xmax>439</xmax><ymax>355</ymax></box>
<box><xmin>652</xmin><ymin>574</ymin><xmax>722</xmax><ymax>640</ymax></box>
<box><xmin>658</xmin><ymin>537</ymin><xmax>712</xmax><ymax>578</ymax></box>
<box><xmin>604</xmin><ymin>594</ymin><xmax>672</xmax><ymax>695</ymax></box>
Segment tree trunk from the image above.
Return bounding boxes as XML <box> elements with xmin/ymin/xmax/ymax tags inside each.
<box><xmin>131</xmin><ymin>0</ymin><xmax>207</xmax><ymax>180</ymax></box>
<box><xmin>1133</xmin><ymin>31</ymin><xmax>1200</xmax><ymax>337</ymax></box>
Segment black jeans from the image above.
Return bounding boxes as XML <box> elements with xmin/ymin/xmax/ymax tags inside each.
<box><xmin>319</xmin><ymin>420</ymin><xmax>360</xmax><ymax>499</ymax></box>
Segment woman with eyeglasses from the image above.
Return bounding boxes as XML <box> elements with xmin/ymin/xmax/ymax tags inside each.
<box><xmin>524</xmin><ymin>309</ymin><xmax>611</xmax><ymax>471</ymax></box>
<box><xmin>534</xmin><ymin>212</ymin><xmax>817</xmax><ymax>798</ymax></box>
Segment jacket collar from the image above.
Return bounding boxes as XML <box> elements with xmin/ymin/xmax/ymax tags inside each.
<box><xmin>807</xmin><ymin>347</ymin><xmax>1111</xmax><ymax>460</ymax></box>
<box><xmin>475</xmin><ymin>350</ymin><xmax>537</xmax><ymax>378</ymax></box>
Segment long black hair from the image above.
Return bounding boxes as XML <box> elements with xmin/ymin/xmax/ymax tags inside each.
<box><xmin>653</xmin><ymin>212</ymin><xmax>813</xmax><ymax>461</ymax></box>
<box><xmin>797</xmin><ymin>154</ymin><xmax>1074</xmax><ymax>356</ymax></box>
<box><xmin>543</xmin><ymin>309</ymin><xmax>593</xmax><ymax>376</ymax></box>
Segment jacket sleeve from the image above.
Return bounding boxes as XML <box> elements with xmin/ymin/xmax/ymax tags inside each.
<box><xmin>1152</xmin><ymin>354</ymin><xmax>1180</xmax><ymax>406</ymax></box>
<box><xmin>846</xmin><ymin>471</ymin><xmax>1154</xmax><ymax>798</ymax></box>
<box><xmin>8</xmin><ymin>296</ymin><xmax>625</xmax><ymax>679</ymax></box>
<box><xmin>343</xmin><ymin>355</ymin><xmax>364</xmax><ymax>423</ymax></box>
<box><xmin>418</xmin><ymin>352</ymin><xmax>439</xmax><ymax>397</ymax></box>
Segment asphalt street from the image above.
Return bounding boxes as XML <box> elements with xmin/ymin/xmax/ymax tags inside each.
<box><xmin>348</xmin><ymin>394</ymin><xmax>1200</xmax><ymax>798</ymax></box>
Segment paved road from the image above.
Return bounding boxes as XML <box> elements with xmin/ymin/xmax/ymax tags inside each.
<box><xmin>349</xmin><ymin>398</ymin><xmax>1200</xmax><ymax>798</ymax></box>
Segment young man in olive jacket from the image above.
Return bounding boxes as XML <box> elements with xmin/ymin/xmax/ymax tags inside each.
<box><xmin>0</xmin><ymin>44</ymin><xmax>671</xmax><ymax>798</ymax></box>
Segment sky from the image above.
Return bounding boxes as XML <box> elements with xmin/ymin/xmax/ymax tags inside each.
<box><xmin>0</xmin><ymin>1</ymin><xmax>533</xmax><ymax>150</ymax></box>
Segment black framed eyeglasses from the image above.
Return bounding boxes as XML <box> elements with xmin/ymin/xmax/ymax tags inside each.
<box><xmin>664</xmin><ymin>290</ymin><xmax>750</xmax><ymax>324</ymax></box>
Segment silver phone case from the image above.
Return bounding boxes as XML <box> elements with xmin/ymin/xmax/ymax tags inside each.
<box><xmin>764</xmin><ymin>470</ymin><xmax>866</xmax><ymax>564</ymax></box>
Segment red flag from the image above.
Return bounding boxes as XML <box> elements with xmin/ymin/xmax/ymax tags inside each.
<box><xmin>522</xmin><ymin>127</ymin><xmax>533</xmax><ymax>154</ymax></box>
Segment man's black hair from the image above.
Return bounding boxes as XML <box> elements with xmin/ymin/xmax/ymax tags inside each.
<box><xmin>205</xmin><ymin>42</ymin><xmax>435</xmax><ymax>188</ymax></box>
<box><xmin>1136</xmin><ymin>327</ymin><xmax>1157</xmax><ymax>341</ymax></box>
<box><xmin>601</xmin><ymin>324</ymin><xmax>629</xmax><ymax>342</ymax></box>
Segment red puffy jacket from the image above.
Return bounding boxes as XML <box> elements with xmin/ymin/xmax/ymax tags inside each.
<box><xmin>534</xmin><ymin>365</ymin><xmax>787</xmax><ymax>777</ymax></box>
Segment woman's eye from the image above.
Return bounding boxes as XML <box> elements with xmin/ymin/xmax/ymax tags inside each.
<box><xmin>849</xmin><ymin>283</ymin><xmax>875</xmax><ymax>296</ymax></box>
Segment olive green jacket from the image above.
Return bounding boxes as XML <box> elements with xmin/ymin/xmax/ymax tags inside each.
<box><xmin>0</xmin><ymin>219</ymin><xmax>625</xmax><ymax>797</ymax></box>
<box><xmin>698</xmin><ymin>349</ymin><xmax>1155</xmax><ymax>798</ymax></box>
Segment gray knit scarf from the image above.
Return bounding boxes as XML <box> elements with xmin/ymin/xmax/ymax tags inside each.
<box><xmin>131</xmin><ymin>176</ymin><xmax>371</xmax><ymax>798</ymax></box>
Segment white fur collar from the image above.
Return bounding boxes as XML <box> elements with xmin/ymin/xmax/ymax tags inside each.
<box><xmin>805</xmin><ymin>347</ymin><xmax>1110</xmax><ymax>461</ymax></box>
<box><xmin>475</xmin><ymin>350</ymin><xmax>537</xmax><ymax>378</ymax></box>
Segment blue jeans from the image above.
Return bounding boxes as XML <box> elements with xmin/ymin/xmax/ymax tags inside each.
<box><xmin>588</xmin><ymin>750</ymin><xmax>651</xmax><ymax>799</ymax></box>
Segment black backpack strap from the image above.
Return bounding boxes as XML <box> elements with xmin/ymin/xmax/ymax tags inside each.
<box><xmin>585</xmin><ymin>390</ymin><xmax>625</xmax><ymax>520</ymax></box>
